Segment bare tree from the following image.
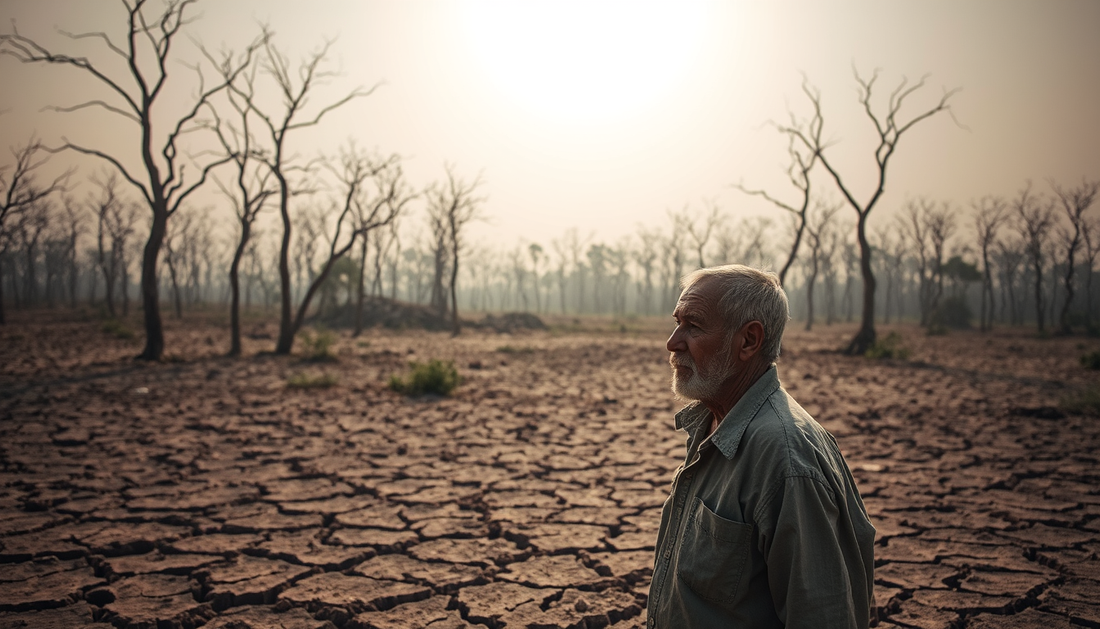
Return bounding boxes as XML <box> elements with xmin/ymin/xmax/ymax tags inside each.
<box><xmin>1051</xmin><ymin>178</ymin><xmax>1099</xmax><ymax>334</ymax></box>
<box><xmin>551</xmin><ymin>235</ymin><xmax>570</xmax><ymax>314</ymax></box>
<box><xmin>279</xmin><ymin>145</ymin><xmax>410</xmax><ymax>353</ymax></box>
<box><xmin>840</xmin><ymin>237</ymin><xmax>858</xmax><ymax>322</ymax></box>
<box><xmin>528</xmin><ymin>242</ymin><xmax>543</xmax><ymax>313</ymax></box>
<box><xmin>1082</xmin><ymin>217</ymin><xmax>1100</xmax><ymax>330</ymax></box>
<box><xmin>925</xmin><ymin>202</ymin><xmax>957</xmax><ymax>325</ymax></box>
<box><xmin>803</xmin><ymin>201</ymin><xmax>839</xmax><ymax>330</ymax></box>
<box><xmin>162</xmin><ymin>207</ymin><xmax>200</xmax><ymax>319</ymax></box>
<box><xmin>1013</xmin><ymin>182</ymin><xmax>1055</xmax><ymax>333</ymax></box>
<box><xmin>972</xmin><ymin>196</ymin><xmax>1008</xmax><ymax>332</ymax></box>
<box><xmin>734</xmin><ymin>109</ymin><xmax>819</xmax><ymax>285</ymax></box>
<box><xmin>901</xmin><ymin>199</ymin><xmax>932</xmax><ymax>325</ymax></box>
<box><xmin>2</xmin><ymin>1</ymin><xmax>261</xmax><ymax>358</ymax></box>
<box><xmin>61</xmin><ymin>197</ymin><xmax>84</xmax><ymax>308</ymax></box>
<box><xmin>781</xmin><ymin>69</ymin><xmax>959</xmax><ymax>354</ymax></box>
<box><xmin>426</xmin><ymin>166</ymin><xmax>484</xmax><ymax>335</ymax></box>
<box><xmin>91</xmin><ymin>173</ymin><xmax>137</xmax><ymax>318</ymax></box>
<box><xmin>872</xmin><ymin>226</ymin><xmax>906</xmax><ymax>324</ymax></box>
<box><xmin>13</xmin><ymin>198</ymin><xmax>50</xmax><ymax>308</ymax></box>
<box><xmin>234</xmin><ymin>30</ymin><xmax>373</xmax><ymax>354</ymax></box>
<box><xmin>685</xmin><ymin>201</ymin><xmax>723</xmax><ymax>269</ymax></box>
<box><xmin>206</xmin><ymin>57</ymin><xmax>276</xmax><ymax>355</ymax></box>
<box><xmin>632</xmin><ymin>225</ymin><xmax>659</xmax><ymax>315</ymax></box>
<box><xmin>994</xmin><ymin>238</ymin><xmax>1024</xmax><ymax>325</ymax></box>
<box><xmin>0</xmin><ymin>138</ymin><xmax>67</xmax><ymax>323</ymax></box>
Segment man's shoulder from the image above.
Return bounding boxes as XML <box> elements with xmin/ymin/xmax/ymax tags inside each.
<box><xmin>744</xmin><ymin>387</ymin><xmax>841</xmax><ymax>475</ymax></box>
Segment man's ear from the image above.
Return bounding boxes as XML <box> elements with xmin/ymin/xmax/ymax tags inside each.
<box><xmin>737</xmin><ymin>321</ymin><xmax>765</xmax><ymax>361</ymax></box>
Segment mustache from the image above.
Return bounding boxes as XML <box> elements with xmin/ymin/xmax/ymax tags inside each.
<box><xmin>669</xmin><ymin>353</ymin><xmax>694</xmax><ymax>369</ymax></box>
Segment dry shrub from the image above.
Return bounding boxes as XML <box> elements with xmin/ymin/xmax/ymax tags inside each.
<box><xmin>389</xmin><ymin>359</ymin><xmax>460</xmax><ymax>396</ymax></box>
<box><xmin>299</xmin><ymin>326</ymin><xmax>338</xmax><ymax>362</ymax></box>
<box><xmin>865</xmin><ymin>331</ymin><xmax>911</xmax><ymax>360</ymax></box>
<box><xmin>287</xmin><ymin>371</ymin><xmax>338</xmax><ymax>389</ymax></box>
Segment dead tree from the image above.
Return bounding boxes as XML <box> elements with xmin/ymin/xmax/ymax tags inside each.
<box><xmin>0</xmin><ymin>138</ymin><xmax>67</xmax><ymax>324</ymax></box>
<box><xmin>840</xmin><ymin>238</ymin><xmax>858</xmax><ymax>322</ymax></box>
<box><xmin>206</xmin><ymin>58</ymin><xmax>275</xmax><ymax>355</ymax></box>
<box><xmin>427</xmin><ymin>203</ymin><xmax>451</xmax><ymax>316</ymax></box>
<box><xmin>426</xmin><ymin>166</ymin><xmax>484</xmax><ymax>335</ymax></box>
<box><xmin>901</xmin><ymin>200</ymin><xmax>931</xmax><ymax>325</ymax></box>
<box><xmin>821</xmin><ymin>227</ymin><xmax>843</xmax><ymax>325</ymax></box>
<box><xmin>551</xmin><ymin>236</ymin><xmax>570</xmax><ymax>314</ymax></box>
<box><xmin>994</xmin><ymin>238</ymin><xmax>1025</xmax><ymax>325</ymax></box>
<box><xmin>162</xmin><ymin>208</ymin><xmax>199</xmax><ymax>319</ymax></box>
<box><xmin>1051</xmin><ymin>179</ymin><xmax>1099</xmax><ymax>334</ymax></box>
<box><xmin>972</xmin><ymin>196</ymin><xmax>1008</xmax><ymax>332</ymax></box>
<box><xmin>803</xmin><ymin>201</ymin><xmax>839</xmax><ymax>330</ymax></box>
<box><xmin>781</xmin><ymin>70</ymin><xmax>959</xmax><ymax>354</ymax></box>
<box><xmin>528</xmin><ymin>242</ymin><xmax>544</xmax><ymax>313</ymax></box>
<box><xmin>872</xmin><ymin>226</ymin><xmax>906</xmax><ymax>324</ymax></box>
<box><xmin>926</xmin><ymin>202</ymin><xmax>957</xmax><ymax>325</ymax></box>
<box><xmin>734</xmin><ymin>111</ymin><xmax>819</xmax><ymax>285</ymax></box>
<box><xmin>2</xmin><ymin>1</ymin><xmax>261</xmax><ymax>358</ymax></box>
<box><xmin>902</xmin><ymin>198</ymin><xmax>955</xmax><ymax>327</ymax></box>
<box><xmin>1082</xmin><ymin>218</ymin><xmax>1100</xmax><ymax>329</ymax></box>
<box><xmin>685</xmin><ymin>201</ymin><xmax>723</xmax><ymax>269</ymax></box>
<box><xmin>13</xmin><ymin>198</ymin><xmax>50</xmax><ymax>308</ymax></box>
<box><xmin>91</xmin><ymin>173</ymin><xmax>132</xmax><ymax>318</ymax></box>
<box><xmin>632</xmin><ymin>226</ymin><xmax>659</xmax><ymax>315</ymax></box>
<box><xmin>60</xmin><ymin>198</ymin><xmax>84</xmax><ymax>309</ymax></box>
<box><xmin>1013</xmin><ymin>182</ymin><xmax>1055</xmax><ymax>333</ymax></box>
<box><xmin>280</xmin><ymin>146</ymin><xmax>410</xmax><ymax>352</ymax></box>
<box><xmin>508</xmin><ymin>246</ymin><xmax>529</xmax><ymax>311</ymax></box>
<box><xmin>235</xmin><ymin>31</ymin><xmax>372</xmax><ymax>355</ymax></box>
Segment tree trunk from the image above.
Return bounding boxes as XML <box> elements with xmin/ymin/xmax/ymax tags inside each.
<box><xmin>228</xmin><ymin>223</ymin><xmax>249</xmax><ymax>356</ymax></box>
<box><xmin>845</xmin><ymin>214</ymin><xmax>876</xmax><ymax>355</ymax></box>
<box><xmin>1059</xmin><ymin>247</ymin><xmax>1077</xmax><ymax>335</ymax></box>
<box><xmin>275</xmin><ymin>176</ymin><xmax>295</xmax><ymax>354</ymax></box>
<box><xmin>0</xmin><ymin>257</ymin><xmax>6</xmax><ymax>325</ymax></box>
<box><xmin>805</xmin><ymin>259</ymin><xmax>818</xmax><ymax>332</ymax></box>
<box><xmin>1033</xmin><ymin>257</ymin><xmax>1045</xmax><ymax>333</ymax></box>
<box><xmin>354</xmin><ymin>235</ymin><xmax>367</xmax><ymax>337</ymax></box>
<box><xmin>138</xmin><ymin>207</ymin><xmax>167</xmax><ymax>361</ymax></box>
<box><xmin>167</xmin><ymin>253</ymin><xmax>183</xmax><ymax>319</ymax></box>
<box><xmin>450</xmin><ymin>242</ymin><xmax>461</xmax><ymax>335</ymax></box>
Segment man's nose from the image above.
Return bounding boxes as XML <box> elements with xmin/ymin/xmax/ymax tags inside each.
<box><xmin>666</xmin><ymin>326</ymin><xmax>685</xmax><ymax>353</ymax></box>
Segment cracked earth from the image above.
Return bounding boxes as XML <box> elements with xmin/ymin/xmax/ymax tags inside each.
<box><xmin>1</xmin><ymin>315</ymin><xmax>1098</xmax><ymax>628</ymax></box>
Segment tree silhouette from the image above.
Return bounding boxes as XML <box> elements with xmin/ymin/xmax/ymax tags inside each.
<box><xmin>0</xmin><ymin>138</ymin><xmax>68</xmax><ymax>324</ymax></box>
<box><xmin>426</xmin><ymin>166</ymin><xmax>484</xmax><ymax>335</ymax></box>
<box><xmin>1</xmin><ymin>0</ymin><xmax>260</xmax><ymax>358</ymax></box>
<box><xmin>781</xmin><ymin>69</ymin><xmax>959</xmax><ymax>354</ymax></box>
<box><xmin>1051</xmin><ymin>178</ymin><xmax>1099</xmax><ymax>334</ymax></box>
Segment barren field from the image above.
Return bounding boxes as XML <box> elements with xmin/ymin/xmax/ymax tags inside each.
<box><xmin>1</xmin><ymin>313</ymin><xmax>1099</xmax><ymax>629</ymax></box>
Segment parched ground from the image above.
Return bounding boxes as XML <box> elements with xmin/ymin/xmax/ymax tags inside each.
<box><xmin>1</xmin><ymin>313</ymin><xmax>1098</xmax><ymax>629</ymax></box>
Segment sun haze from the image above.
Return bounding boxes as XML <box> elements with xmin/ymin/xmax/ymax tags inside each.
<box><xmin>460</xmin><ymin>0</ymin><xmax>708</xmax><ymax>125</ymax></box>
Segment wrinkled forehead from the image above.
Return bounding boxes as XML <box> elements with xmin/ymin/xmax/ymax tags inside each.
<box><xmin>674</xmin><ymin>277</ymin><xmax>721</xmax><ymax>319</ymax></box>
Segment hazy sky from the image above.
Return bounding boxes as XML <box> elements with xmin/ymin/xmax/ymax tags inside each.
<box><xmin>2</xmin><ymin>0</ymin><xmax>1099</xmax><ymax>249</ymax></box>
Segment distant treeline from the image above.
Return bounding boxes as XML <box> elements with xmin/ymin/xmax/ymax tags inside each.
<box><xmin>2</xmin><ymin>180</ymin><xmax>1098</xmax><ymax>337</ymax></box>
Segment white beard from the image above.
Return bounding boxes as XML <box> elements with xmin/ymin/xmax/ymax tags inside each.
<box><xmin>669</xmin><ymin>351</ymin><xmax>731</xmax><ymax>403</ymax></box>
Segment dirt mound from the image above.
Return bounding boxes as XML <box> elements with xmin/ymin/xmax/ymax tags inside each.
<box><xmin>311</xmin><ymin>300</ymin><xmax>547</xmax><ymax>334</ymax></box>
<box><xmin>313</xmin><ymin>297</ymin><xmax>453</xmax><ymax>331</ymax></box>
<box><xmin>479</xmin><ymin>312</ymin><xmax>548</xmax><ymax>332</ymax></box>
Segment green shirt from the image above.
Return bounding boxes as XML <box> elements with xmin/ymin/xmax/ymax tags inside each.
<box><xmin>647</xmin><ymin>365</ymin><xmax>875</xmax><ymax>629</ymax></box>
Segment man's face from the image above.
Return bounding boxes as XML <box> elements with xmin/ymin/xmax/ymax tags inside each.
<box><xmin>666</xmin><ymin>278</ymin><xmax>734</xmax><ymax>403</ymax></box>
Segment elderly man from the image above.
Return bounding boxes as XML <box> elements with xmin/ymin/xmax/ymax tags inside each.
<box><xmin>647</xmin><ymin>265</ymin><xmax>875</xmax><ymax>628</ymax></box>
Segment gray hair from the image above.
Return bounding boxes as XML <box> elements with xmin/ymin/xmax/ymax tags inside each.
<box><xmin>681</xmin><ymin>264</ymin><xmax>789</xmax><ymax>363</ymax></box>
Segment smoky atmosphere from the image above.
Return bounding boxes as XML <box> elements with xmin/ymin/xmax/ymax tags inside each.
<box><xmin>1</xmin><ymin>1</ymin><xmax>1099</xmax><ymax>628</ymax></box>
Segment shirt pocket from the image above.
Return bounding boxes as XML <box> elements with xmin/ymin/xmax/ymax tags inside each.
<box><xmin>677</xmin><ymin>496</ymin><xmax>753</xmax><ymax>605</ymax></box>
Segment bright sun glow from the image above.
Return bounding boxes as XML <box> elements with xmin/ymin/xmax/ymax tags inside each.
<box><xmin>462</xmin><ymin>0</ymin><xmax>708</xmax><ymax>124</ymax></box>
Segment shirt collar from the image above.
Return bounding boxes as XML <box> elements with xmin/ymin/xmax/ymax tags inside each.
<box><xmin>673</xmin><ymin>364</ymin><xmax>782</xmax><ymax>460</ymax></box>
